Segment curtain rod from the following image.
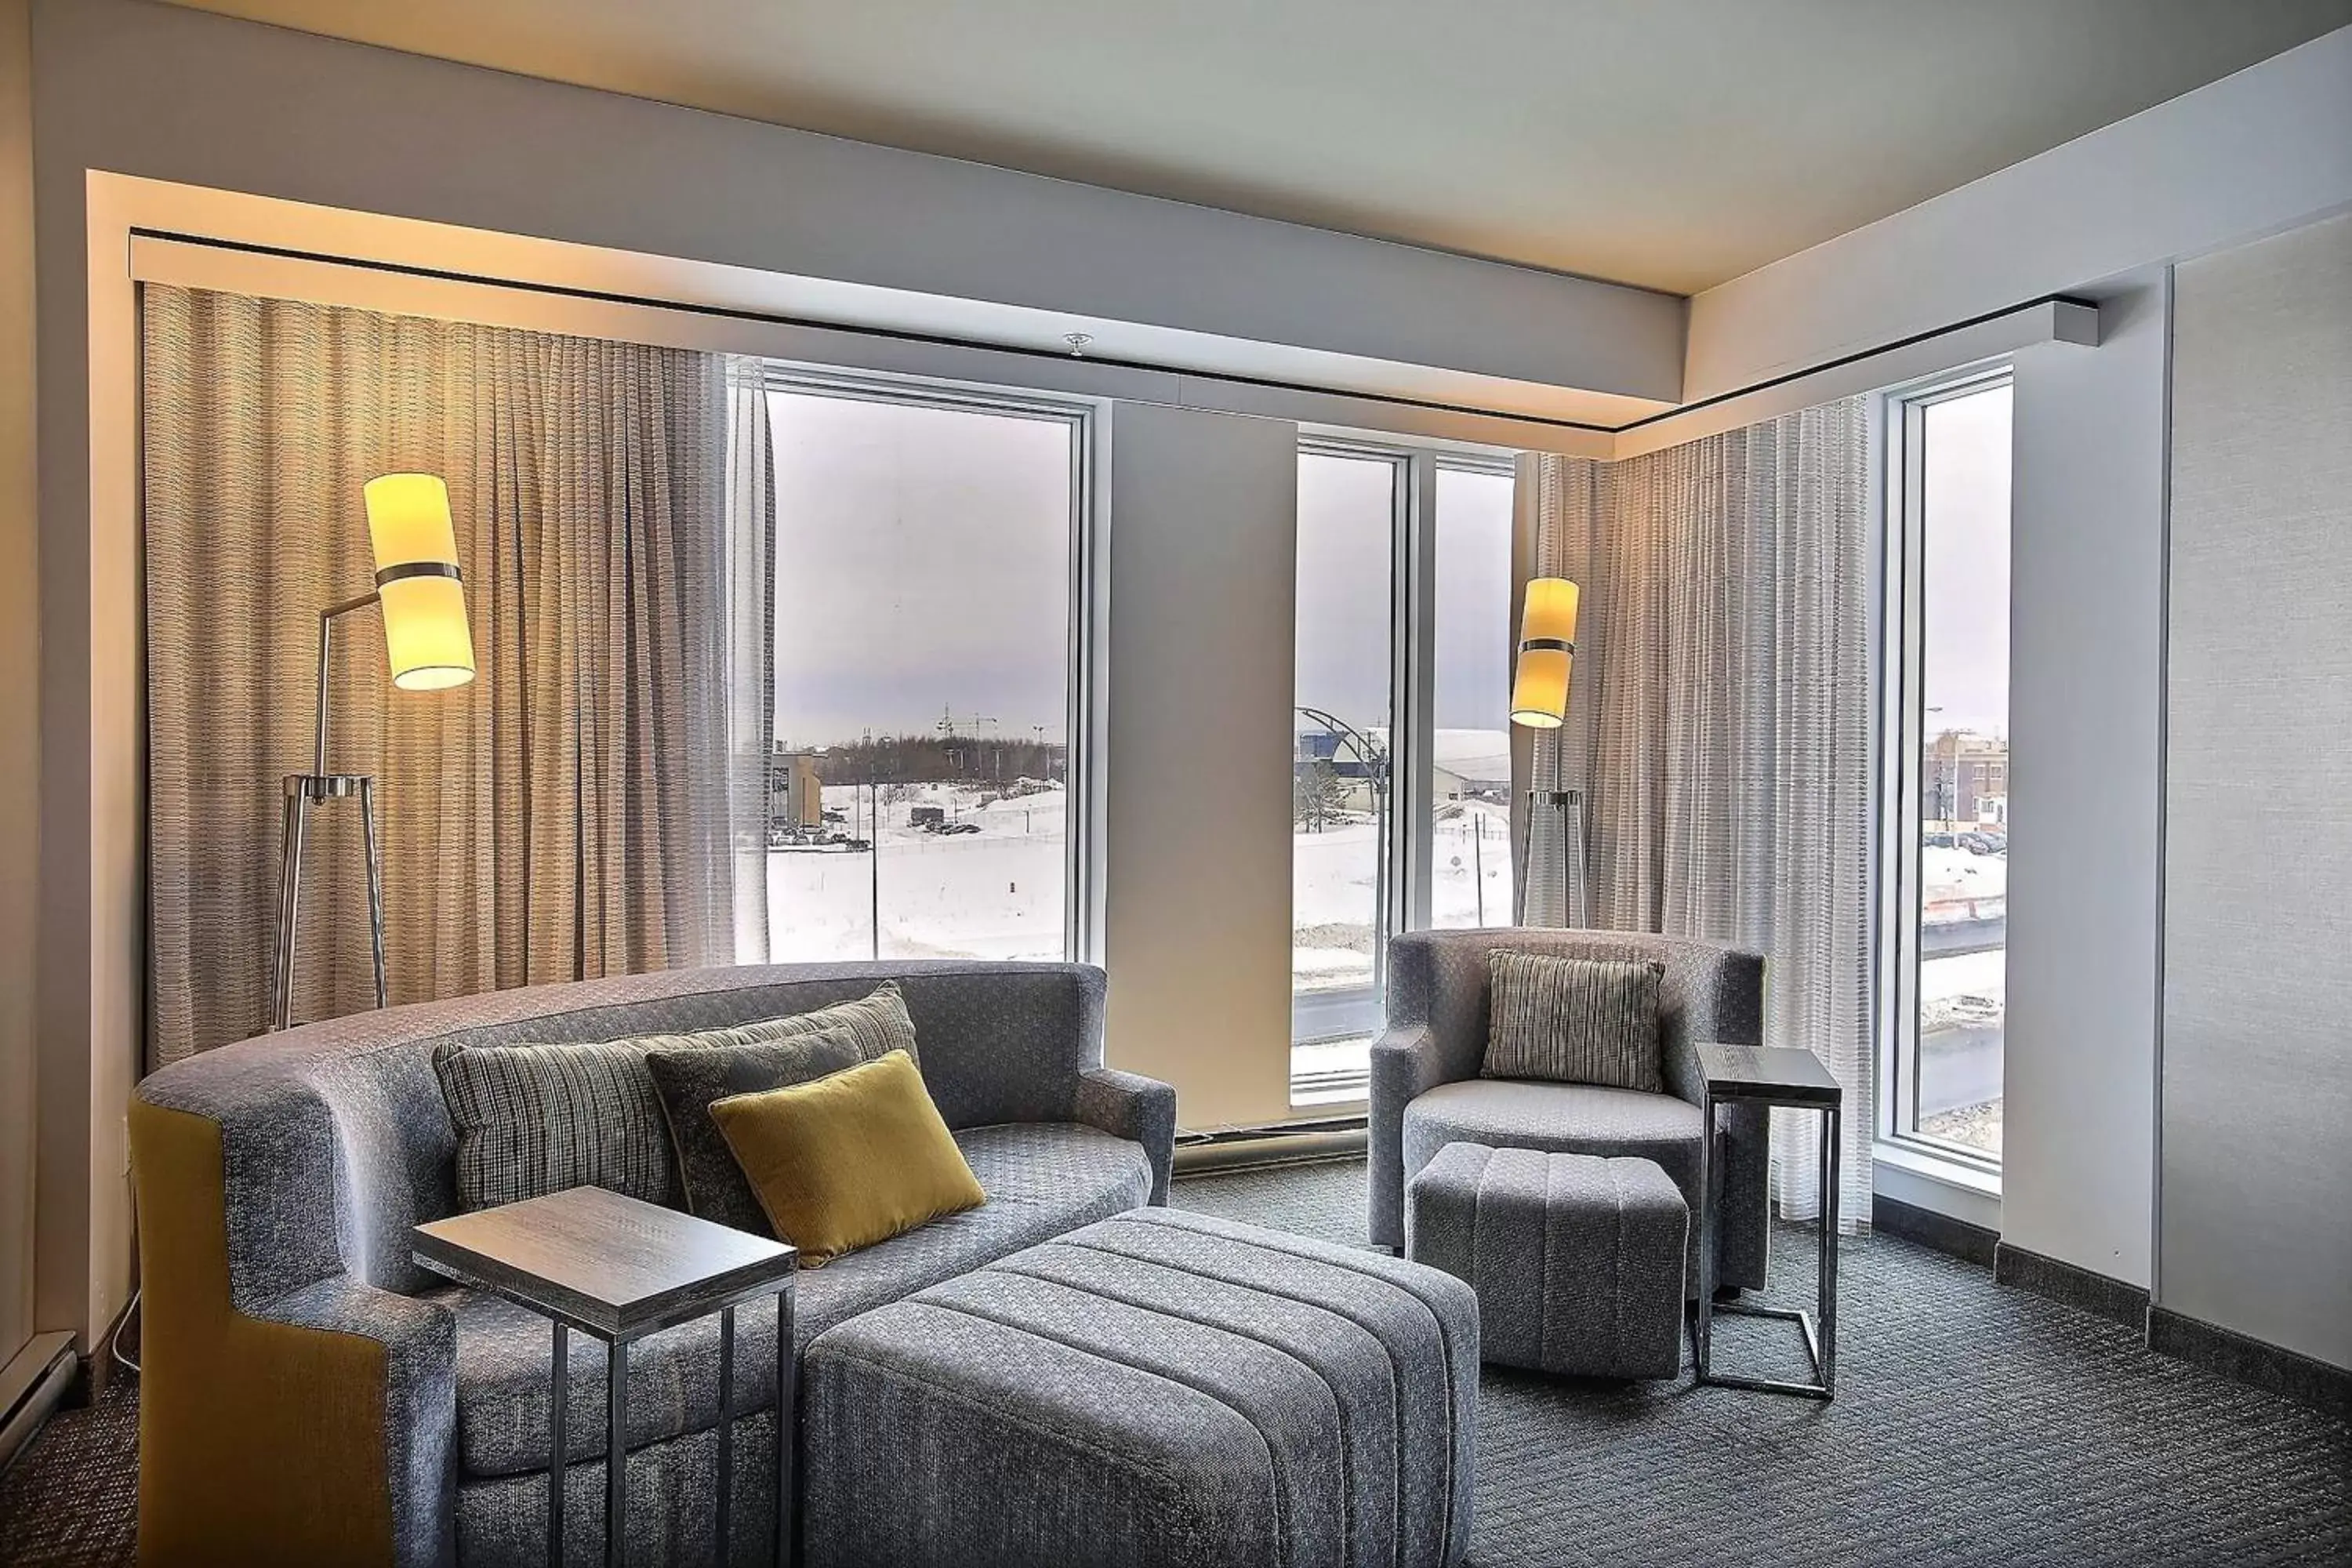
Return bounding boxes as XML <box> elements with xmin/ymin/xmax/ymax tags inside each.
<box><xmin>132</xmin><ymin>227</ymin><xmax>2093</xmax><ymax>441</ymax></box>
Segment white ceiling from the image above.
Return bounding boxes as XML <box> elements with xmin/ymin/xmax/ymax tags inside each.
<box><xmin>158</xmin><ymin>0</ymin><xmax>2349</xmax><ymax>296</ymax></box>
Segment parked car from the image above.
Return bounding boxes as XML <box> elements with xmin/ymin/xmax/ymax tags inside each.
<box><xmin>1924</xmin><ymin>832</ymin><xmax>1960</xmax><ymax>849</ymax></box>
<box><xmin>1960</xmin><ymin>831</ymin><xmax>2006</xmax><ymax>855</ymax></box>
<box><xmin>939</xmin><ymin>821</ymin><xmax>983</xmax><ymax>836</ymax></box>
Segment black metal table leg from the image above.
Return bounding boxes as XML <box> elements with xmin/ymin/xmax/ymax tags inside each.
<box><xmin>1822</xmin><ymin>1105</ymin><xmax>1840</xmax><ymax>1396</ymax></box>
<box><xmin>775</xmin><ymin>1287</ymin><xmax>795</xmax><ymax>1568</ymax></box>
<box><xmin>550</xmin><ymin>1322</ymin><xmax>568</xmax><ymax>1567</ymax></box>
<box><xmin>1693</xmin><ymin>1086</ymin><xmax>1715</xmax><ymax>1374</ymax></box>
<box><xmin>717</xmin><ymin>1307</ymin><xmax>735</xmax><ymax>1563</ymax></box>
<box><xmin>606</xmin><ymin>1338</ymin><xmax>627</xmax><ymax>1568</ymax></box>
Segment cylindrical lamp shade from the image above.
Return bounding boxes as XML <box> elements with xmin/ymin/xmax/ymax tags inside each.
<box><xmin>1510</xmin><ymin>576</ymin><xmax>1580</xmax><ymax>728</ymax></box>
<box><xmin>363</xmin><ymin>474</ymin><xmax>476</xmax><ymax>691</ymax></box>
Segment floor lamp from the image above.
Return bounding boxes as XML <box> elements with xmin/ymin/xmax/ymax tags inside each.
<box><xmin>268</xmin><ymin>474</ymin><xmax>477</xmax><ymax>1032</ymax></box>
<box><xmin>1511</xmin><ymin>576</ymin><xmax>1588</xmax><ymax>928</ymax></box>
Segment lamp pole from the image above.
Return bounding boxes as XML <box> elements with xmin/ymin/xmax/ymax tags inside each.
<box><xmin>270</xmin><ymin>591</ymin><xmax>392</xmax><ymax>1032</ymax></box>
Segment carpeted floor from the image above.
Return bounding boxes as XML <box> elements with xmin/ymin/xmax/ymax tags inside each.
<box><xmin>4</xmin><ymin>1156</ymin><xmax>2347</xmax><ymax>1566</ymax></box>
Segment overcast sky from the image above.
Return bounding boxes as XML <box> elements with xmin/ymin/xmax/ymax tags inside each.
<box><xmin>770</xmin><ymin>391</ymin><xmax>1073</xmax><ymax>748</ymax></box>
<box><xmin>1921</xmin><ymin>383</ymin><xmax>2012</xmax><ymax>739</ymax></box>
<box><xmin>766</xmin><ymin>390</ymin><xmax>2005</xmax><ymax>757</ymax></box>
<box><xmin>1294</xmin><ymin>454</ymin><xmax>1515</xmax><ymax>735</ymax></box>
<box><xmin>772</xmin><ymin>400</ymin><xmax>1519</xmax><ymax>750</ymax></box>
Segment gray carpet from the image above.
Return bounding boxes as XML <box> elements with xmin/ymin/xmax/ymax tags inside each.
<box><xmin>4</xmin><ymin>1157</ymin><xmax>2347</xmax><ymax>1566</ymax></box>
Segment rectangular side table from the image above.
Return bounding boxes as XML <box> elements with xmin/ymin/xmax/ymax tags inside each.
<box><xmin>1692</xmin><ymin>1042</ymin><xmax>1842</xmax><ymax>1399</ymax></box>
<box><xmin>413</xmin><ymin>1185</ymin><xmax>799</xmax><ymax>1567</ymax></box>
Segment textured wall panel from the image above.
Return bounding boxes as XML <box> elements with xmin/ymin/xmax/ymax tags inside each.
<box><xmin>2162</xmin><ymin>211</ymin><xmax>2352</xmax><ymax>1370</ymax></box>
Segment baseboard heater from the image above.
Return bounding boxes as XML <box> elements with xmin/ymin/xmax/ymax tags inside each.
<box><xmin>0</xmin><ymin>1333</ymin><xmax>78</xmax><ymax>1478</ymax></box>
<box><xmin>1173</xmin><ymin>1116</ymin><xmax>1369</xmax><ymax>1175</ymax></box>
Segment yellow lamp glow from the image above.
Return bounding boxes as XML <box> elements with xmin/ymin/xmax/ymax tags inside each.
<box><xmin>1510</xmin><ymin>577</ymin><xmax>1581</xmax><ymax>728</ymax></box>
<box><xmin>363</xmin><ymin>474</ymin><xmax>476</xmax><ymax>691</ymax></box>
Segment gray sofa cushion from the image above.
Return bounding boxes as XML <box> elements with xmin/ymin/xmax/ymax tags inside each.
<box><xmin>800</xmin><ymin>1208</ymin><xmax>1479</xmax><ymax>1568</ymax></box>
<box><xmin>456</xmin><ymin>1414</ymin><xmax>779</xmax><ymax>1568</ymax></box>
<box><xmin>1481</xmin><ymin>950</ymin><xmax>1665</xmax><ymax>1091</ymax></box>
<box><xmin>441</xmin><ymin>1121</ymin><xmax>1152</xmax><ymax>1478</ymax></box>
<box><xmin>645</xmin><ymin>1024</ymin><xmax>869</xmax><ymax>1236</ymax></box>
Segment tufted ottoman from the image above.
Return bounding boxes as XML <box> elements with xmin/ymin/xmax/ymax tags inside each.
<box><xmin>800</xmin><ymin>1207</ymin><xmax>1479</xmax><ymax>1568</ymax></box>
<box><xmin>1406</xmin><ymin>1142</ymin><xmax>1688</xmax><ymax>1379</ymax></box>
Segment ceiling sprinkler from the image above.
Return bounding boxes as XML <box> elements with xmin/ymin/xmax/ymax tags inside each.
<box><xmin>1064</xmin><ymin>332</ymin><xmax>1094</xmax><ymax>357</ymax></box>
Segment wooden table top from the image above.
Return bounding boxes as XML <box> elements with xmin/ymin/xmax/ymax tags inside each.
<box><xmin>412</xmin><ymin>1185</ymin><xmax>797</xmax><ymax>1341</ymax></box>
<box><xmin>1697</xmin><ymin>1042</ymin><xmax>1843</xmax><ymax>1107</ymax></box>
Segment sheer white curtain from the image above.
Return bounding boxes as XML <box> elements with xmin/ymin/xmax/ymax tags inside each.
<box><xmin>1526</xmin><ymin>397</ymin><xmax>1874</xmax><ymax>1231</ymax></box>
<box><xmin>142</xmin><ymin>286</ymin><xmax>777</xmax><ymax>1064</ymax></box>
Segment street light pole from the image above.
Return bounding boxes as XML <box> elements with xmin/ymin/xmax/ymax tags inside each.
<box><xmin>1298</xmin><ymin>706</ymin><xmax>1392</xmax><ymax>996</ymax></box>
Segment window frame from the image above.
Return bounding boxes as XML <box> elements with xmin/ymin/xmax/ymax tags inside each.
<box><xmin>760</xmin><ymin>365</ymin><xmax>1099</xmax><ymax>964</ymax></box>
<box><xmin>1874</xmin><ymin>362</ymin><xmax>2013</xmax><ymax>1180</ymax></box>
<box><xmin>1290</xmin><ymin>438</ymin><xmax>1413</xmax><ymax>1071</ymax></box>
<box><xmin>1288</xmin><ymin>439</ymin><xmax>1517</xmax><ymax>1103</ymax></box>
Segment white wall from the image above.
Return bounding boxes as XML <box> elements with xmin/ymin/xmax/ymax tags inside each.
<box><xmin>2162</xmin><ymin>212</ymin><xmax>2352</xmax><ymax>1370</ymax></box>
<box><xmin>2002</xmin><ymin>273</ymin><xmax>2168</xmax><ymax>1287</ymax></box>
<box><xmin>1685</xmin><ymin>24</ymin><xmax>2352</xmax><ymax>1301</ymax></box>
<box><xmin>0</xmin><ymin>0</ymin><xmax>38</xmax><ymax>1374</ymax></box>
<box><xmin>1101</xmin><ymin>403</ymin><xmax>1301</xmax><ymax>1130</ymax></box>
<box><xmin>1686</xmin><ymin>25</ymin><xmax>2352</xmax><ymax>399</ymax></box>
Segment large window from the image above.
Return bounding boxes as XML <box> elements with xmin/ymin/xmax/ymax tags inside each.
<box><xmin>1885</xmin><ymin>374</ymin><xmax>2012</xmax><ymax>1166</ymax></box>
<box><xmin>1291</xmin><ymin>448</ymin><xmax>1403</xmax><ymax>1099</ymax></box>
<box><xmin>765</xmin><ymin>382</ymin><xmax>1083</xmax><ymax>963</ymax></box>
<box><xmin>1288</xmin><ymin>446</ymin><xmax>1518</xmax><ymax>1102</ymax></box>
<box><xmin>1428</xmin><ymin>463</ymin><xmax>1517</xmax><ymax>929</ymax></box>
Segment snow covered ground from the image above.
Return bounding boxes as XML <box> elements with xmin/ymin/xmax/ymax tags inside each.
<box><xmin>1922</xmin><ymin>843</ymin><xmax>2005</xmax><ymax>922</ymax></box>
<box><xmin>766</xmin><ymin>784</ymin><xmax>1515</xmax><ymax>980</ymax></box>
<box><xmin>767</xmin><ymin>782</ymin><xmax>1068</xmax><ymax>963</ymax></box>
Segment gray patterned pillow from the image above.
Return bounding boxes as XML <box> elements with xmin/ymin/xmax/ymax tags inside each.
<box><xmin>433</xmin><ymin>982</ymin><xmax>920</xmax><ymax>1213</ymax></box>
<box><xmin>756</xmin><ymin>980</ymin><xmax>921</xmax><ymax>1071</ymax></box>
<box><xmin>435</xmin><ymin>1037</ymin><xmax>683</xmax><ymax>1212</ymax></box>
<box><xmin>1480</xmin><ymin>950</ymin><xmax>1667</xmax><ymax>1092</ymax></box>
<box><xmin>645</xmin><ymin>1024</ymin><xmax>872</xmax><ymax>1236</ymax></box>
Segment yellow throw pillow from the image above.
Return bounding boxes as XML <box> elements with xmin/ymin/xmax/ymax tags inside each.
<box><xmin>707</xmin><ymin>1049</ymin><xmax>985</xmax><ymax>1266</ymax></box>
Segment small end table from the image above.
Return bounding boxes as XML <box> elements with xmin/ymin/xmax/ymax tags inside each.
<box><xmin>413</xmin><ymin>1185</ymin><xmax>799</xmax><ymax>1566</ymax></box>
<box><xmin>1692</xmin><ymin>1041</ymin><xmax>1842</xmax><ymax>1400</ymax></box>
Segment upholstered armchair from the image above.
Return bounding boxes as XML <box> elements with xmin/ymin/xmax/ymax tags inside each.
<box><xmin>1369</xmin><ymin>928</ymin><xmax>1771</xmax><ymax>1296</ymax></box>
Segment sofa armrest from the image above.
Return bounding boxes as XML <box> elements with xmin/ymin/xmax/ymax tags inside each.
<box><xmin>132</xmin><ymin>1098</ymin><xmax>457</xmax><ymax>1568</ymax></box>
<box><xmin>1076</xmin><ymin>1065</ymin><xmax>1178</xmax><ymax>1204</ymax></box>
<box><xmin>1368</xmin><ymin>1025</ymin><xmax>1450</xmax><ymax>1248</ymax></box>
<box><xmin>260</xmin><ymin>1276</ymin><xmax>458</xmax><ymax>1567</ymax></box>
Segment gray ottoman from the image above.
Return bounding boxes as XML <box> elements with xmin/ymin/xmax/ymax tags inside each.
<box><xmin>801</xmin><ymin>1207</ymin><xmax>1479</xmax><ymax>1568</ymax></box>
<box><xmin>1406</xmin><ymin>1142</ymin><xmax>1687</xmax><ymax>1378</ymax></box>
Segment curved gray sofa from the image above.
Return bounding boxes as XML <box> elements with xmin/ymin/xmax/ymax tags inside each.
<box><xmin>1368</xmin><ymin>928</ymin><xmax>1770</xmax><ymax>1298</ymax></box>
<box><xmin>129</xmin><ymin>960</ymin><xmax>1175</xmax><ymax>1568</ymax></box>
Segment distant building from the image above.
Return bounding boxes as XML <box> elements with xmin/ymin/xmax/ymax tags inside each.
<box><xmin>774</xmin><ymin>750</ymin><xmax>825</xmax><ymax>831</ymax></box>
<box><xmin>1431</xmin><ymin>729</ymin><xmax>1512</xmax><ymax>803</ymax></box>
<box><xmin>1925</xmin><ymin>731</ymin><xmax>2008</xmax><ymax>827</ymax></box>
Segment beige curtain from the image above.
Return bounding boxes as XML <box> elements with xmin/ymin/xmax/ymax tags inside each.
<box><xmin>1524</xmin><ymin>398</ymin><xmax>1874</xmax><ymax>1230</ymax></box>
<box><xmin>142</xmin><ymin>286</ymin><xmax>774</xmax><ymax>1066</ymax></box>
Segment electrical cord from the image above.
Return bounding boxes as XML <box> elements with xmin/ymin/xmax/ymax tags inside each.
<box><xmin>108</xmin><ymin>1287</ymin><xmax>143</xmax><ymax>1376</ymax></box>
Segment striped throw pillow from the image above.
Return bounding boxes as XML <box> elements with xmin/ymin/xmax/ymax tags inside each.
<box><xmin>434</xmin><ymin>982</ymin><xmax>923</xmax><ymax>1213</ymax></box>
<box><xmin>1480</xmin><ymin>951</ymin><xmax>1667</xmax><ymax>1091</ymax></box>
<box><xmin>436</xmin><ymin>1037</ymin><xmax>682</xmax><ymax>1211</ymax></box>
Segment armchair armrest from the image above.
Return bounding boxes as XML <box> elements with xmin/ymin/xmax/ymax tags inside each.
<box><xmin>1368</xmin><ymin>1025</ymin><xmax>1450</xmax><ymax>1248</ymax></box>
<box><xmin>1076</xmin><ymin>1065</ymin><xmax>1178</xmax><ymax>1204</ymax></box>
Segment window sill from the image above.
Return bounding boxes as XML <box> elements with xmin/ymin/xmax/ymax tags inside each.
<box><xmin>1873</xmin><ymin>1138</ymin><xmax>2002</xmax><ymax>1232</ymax></box>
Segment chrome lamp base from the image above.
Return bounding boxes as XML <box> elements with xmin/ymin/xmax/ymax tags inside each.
<box><xmin>268</xmin><ymin>771</ymin><xmax>388</xmax><ymax>1033</ymax></box>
